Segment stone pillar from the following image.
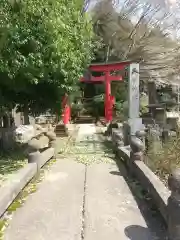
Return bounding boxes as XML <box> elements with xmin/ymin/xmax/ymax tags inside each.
<box><xmin>136</xmin><ymin>130</ymin><xmax>147</xmax><ymax>149</ymax></box>
<box><xmin>168</xmin><ymin>169</ymin><xmax>180</xmax><ymax>240</ymax></box>
<box><xmin>130</xmin><ymin>135</ymin><xmax>144</xmax><ymax>163</ymax></box>
<box><xmin>112</xmin><ymin>129</ymin><xmax>119</xmax><ymax>147</ymax></box>
<box><xmin>162</xmin><ymin>128</ymin><xmax>169</xmax><ymax>144</ymax></box>
<box><xmin>123</xmin><ymin>122</ymin><xmax>130</xmax><ymax>146</ymax></box>
<box><xmin>128</xmin><ymin>63</ymin><xmax>140</xmax><ymax>120</ymax></box>
<box><xmin>112</xmin><ymin>129</ymin><xmax>124</xmax><ymax>153</ymax></box>
<box><xmin>27</xmin><ymin>139</ymin><xmax>41</xmax><ymax>169</ymax></box>
<box><xmin>128</xmin><ymin>63</ymin><xmax>144</xmax><ymax>135</ymax></box>
<box><xmin>116</xmin><ymin>131</ymin><xmax>124</xmax><ymax>148</ymax></box>
<box><xmin>46</xmin><ymin>131</ymin><xmax>57</xmax><ymax>158</ymax></box>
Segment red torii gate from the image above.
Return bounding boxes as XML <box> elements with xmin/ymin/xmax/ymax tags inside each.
<box><xmin>61</xmin><ymin>93</ymin><xmax>71</xmax><ymax>125</ymax></box>
<box><xmin>61</xmin><ymin>61</ymin><xmax>132</xmax><ymax>125</ymax></box>
<box><xmin>80</xmin><ymin>61</ymin><xmax>131</xmax><ymax>123</ymax></box>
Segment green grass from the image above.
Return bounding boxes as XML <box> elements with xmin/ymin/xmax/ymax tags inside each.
<box><xmin>145</xmin><ymin>136</ymin><xmax>180</xmax><ymax>185</ymax></box>
<box><xmin>0</xmin><ymin>147</ymin><xmax>27</xmax><ymax>186</ymax></box>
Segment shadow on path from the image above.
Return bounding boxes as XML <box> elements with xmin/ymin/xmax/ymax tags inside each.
<box><xmin>125</xmin><ymin>225</ymin><xmax>152</xmax><ymax>240</ymax></box>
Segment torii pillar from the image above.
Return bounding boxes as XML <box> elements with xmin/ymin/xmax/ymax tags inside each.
<box><xmin>80</xmin><ymin>61</ymin><xmax>142</xmax><ymax>130</ymax></box>
<box><xmin>105</xmin><ymin>71</ymin><xmax>113</xmax><ymax>122</ymax></box>
<box><xmin>62</xmin><ymin>94</ymin><xmax>71</xmax><ymax>125</ymax></box>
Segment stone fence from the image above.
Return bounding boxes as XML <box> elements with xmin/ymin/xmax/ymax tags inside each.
<box><xmin>0</xmin><ymin>129</ymin><xmax>56</xmax><ymax>218</ymax></box>
<box><xmin>110</xmin><ymin>123</ymin><xmax>180</xmax><ymax>240</ymax></box>
<box><xmin>27</xmin><ymin>130</ymin><xmax>57</xmax><ymax>169</ymax></box>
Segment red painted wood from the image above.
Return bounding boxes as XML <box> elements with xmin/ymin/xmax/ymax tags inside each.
<box><xmin>62</xmin><ymin>94</ymin><xmax>70</xmax><ymax>125</ymax></box>
<box><xmin>89</xmin><ymin>61</ymin><xmax>131</xmax><ymax>72</ymax></box>
<box><xmin>80</xmin><ymin>75</ymin><xmax>122</xmax><ymax>82</ymax></box>
<box><xmin>105</xmin><ymin>72</ymin><xmax>113</xmax><ymax>122</ymax></box>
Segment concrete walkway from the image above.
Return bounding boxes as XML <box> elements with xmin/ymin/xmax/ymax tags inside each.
<box><xmin>77</xmin><ymin>123</ymin><xmax>96</xmax><ymax>137</ymax></box>
<box><xmin>3</xmin><ymin>124</ymin><xmax>166</xmax><ymax>240</ymax></box>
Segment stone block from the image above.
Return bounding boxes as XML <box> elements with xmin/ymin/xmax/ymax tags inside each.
<box><xmin>0</xmin><ymin>164</ymin><xmax>37</xmax><ymax>217</ymax></box>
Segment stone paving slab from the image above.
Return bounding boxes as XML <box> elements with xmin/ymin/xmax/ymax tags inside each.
<box><xmin>3</xmin><ymin>161</ymin><xmax>166</xmax><ymax>240</ymax></box>
<box><xmin>84</xmin><ymin>162</ymin><xmax>163</xmax><ymax>240</ymax></box>
<box><xmin>76</xmin><ymin>124</ymin><xmax>96</xmax><ymax>142</ymax></box>
<box><xmin>4</xmin><ymin>160</ymin><xmax>85</xmax><ymax>240</ymax></box>
<box><xmin>3</xmin><ymin>124</ymin><xmax>166</xmax><ymax>240</ymax></box>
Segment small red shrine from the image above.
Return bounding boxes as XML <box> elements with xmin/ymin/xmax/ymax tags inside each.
<box><xmin>61</xmin><ymin>61</ymin><xmax>132</xmax><ymax>124</ymax></box>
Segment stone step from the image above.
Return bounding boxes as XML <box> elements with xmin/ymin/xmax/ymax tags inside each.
<box><xmin>74</xmin><ymin>116</ymin><xmax>95</xmax><ymax>124</ymax></box>
<box><xmin>54</xmin><ymin>124</ymin><xmax>68</xmax><ymax>137</ymax></box>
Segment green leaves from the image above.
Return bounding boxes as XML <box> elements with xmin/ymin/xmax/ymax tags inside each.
<box><xmin>0</xmin><ymin>0</ymin><xmax>96</xmax><ymax>114</ymax></box>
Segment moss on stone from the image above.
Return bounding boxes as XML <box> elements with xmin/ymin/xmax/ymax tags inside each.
<box><xmin>0</xmin><ymin>219</ymin><xmax>8</xmax><ymax>240</ymax></box>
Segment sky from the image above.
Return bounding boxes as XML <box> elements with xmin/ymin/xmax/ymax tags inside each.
<box><xmin>85</xmin><ymin>0</ymin><xmax>177</xmax><ymax>11</ymax></box>
<box><xmin>85</xmin><ymin>0</ymin><xmax>180</xmax><ymax>37</ymax></box>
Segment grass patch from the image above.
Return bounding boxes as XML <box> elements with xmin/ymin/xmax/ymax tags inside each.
<box><xmin>0</xmin><ymin>146</ymin><xmax>27</xmax><ymax>185</ymax></box>
<box><xmin>0</xmin><ymin>219</ymin><xmax>8</xmax><ymax>239</ymax></box>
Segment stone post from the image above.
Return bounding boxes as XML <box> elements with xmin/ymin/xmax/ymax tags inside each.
<box><xmin>162</xmin><ymin>128</ymin><xmax>169</xmax><ymax>144</ymax></box>
<box><xmin>115</xmin><ymin>131</ymin><xmax>124</xmax><ymax>158</ymax></box>
<box><xmin>27</xmin><ymin>138</ymin><xmax>41</xmax><ymax>169</ymax></box>
<box><xmin>116</xmin><ymin>131</ymin><xmax>124</xmax><ymax>148</ymax></box>
<box><xmin>123</xmin><ymin>122</ymin><xmax>130</xmax><ymax>146</ymax></box>
<box><xmin>136</xmin><ymin>130</ymin><xmax>147</xmax><ymax>149</ymax></box>
<box><xmin>112</xmin><ymin>129</ymin><xmax>118</xmax><ymax>147</ymax></box>
<box><xmin>129</xmin><ymin>135</ymin><xmax>144</xmax><ymax>175</ymax></box>
<box><xmin>46</xmin><ymin>131</ymin><xmax>57</xmax><ymax>158</ymax></box>
<box><xmin>128</xmin><ymin>64</ymin><xmax>140</xmax><ymax>120</ymax></box>
<box><xmin>112</xmin><ymin>129</ymin><xmax>124</xmax><ymax>154</ymax></box>
<box><xmin>167</xmin><ymin>169</ymin><xmax>180</xmax><ymax>240</ymax></box>
<box><xmin>130</xmin><ymin>135</ymin><xmax>144</xmax><ymax>162</ymax></box>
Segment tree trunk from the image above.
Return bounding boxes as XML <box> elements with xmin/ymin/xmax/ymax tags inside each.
<box><xmin>3</xmin><ymin>114</ymin><xmax>9</xmax><ymax>128</ymax></box>
<box><xmin>23</xmin><ymin>105</ymin><xmax>29</xmax><ymax>125</ymax></box>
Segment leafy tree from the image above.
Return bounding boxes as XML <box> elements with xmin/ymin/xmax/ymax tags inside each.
<box><xmin>0</xmin><ymin>0</ymin><xmax>96</xmax><ymax>121</ymax></box>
